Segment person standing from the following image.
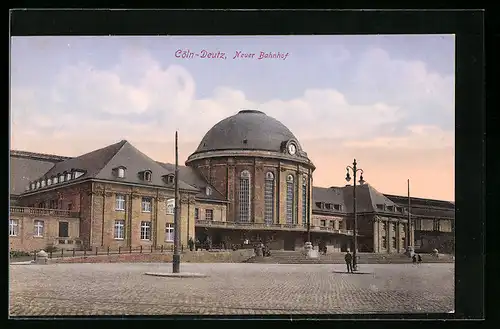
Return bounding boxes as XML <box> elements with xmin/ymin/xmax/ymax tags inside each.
<box><xmin>345</xmin><ymin>250</ymin><xmax>353</xmax><ymax>273</ymax></box>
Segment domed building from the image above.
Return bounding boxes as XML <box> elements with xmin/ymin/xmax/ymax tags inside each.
<box><xmin>9</xmin><ymin>109</ymin><xmax>455</xmax><ymax>254</ymax></box>
<box><xmin>186</xmin><ymin>110</ymin><xmax>316</xmax><ymax>250</ymax></box>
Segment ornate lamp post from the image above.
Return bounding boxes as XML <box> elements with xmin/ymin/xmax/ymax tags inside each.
<box><xmin>345</xmin><ymin>159</ymin><xmax>365</xmax><ymax>272</ymax></box>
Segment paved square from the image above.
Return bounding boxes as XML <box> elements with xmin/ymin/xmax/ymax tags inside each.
<box><xmin>9</xmin><ymin>263</ymin><xmax>454</xmax><ymax>316</ymax></box>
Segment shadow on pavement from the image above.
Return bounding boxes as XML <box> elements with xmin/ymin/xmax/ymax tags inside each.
<box><xmin>331</xmin><ymin>271</ymin><xmax>373</xmax><ymax>275</ymax></box>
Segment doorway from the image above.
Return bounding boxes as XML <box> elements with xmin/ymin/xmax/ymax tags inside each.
<box><xmin>58</xmin><ymin>221</ymin><xmax>69</xmax><ymax>238</ymax></box>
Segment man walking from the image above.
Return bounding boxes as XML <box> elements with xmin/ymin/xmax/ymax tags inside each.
<box><xmin>345</xmin><ymin>250</ymin><xmax>353</xmax><ymax>273</ymax></box>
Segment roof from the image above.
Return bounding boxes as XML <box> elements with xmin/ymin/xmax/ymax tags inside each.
<box><xmin>156</xmin><ymin>162</ymin><xmax>227</xmax><ymax>202</ymax></box>
<box><xmin>384</xmin><ymin>194</ymin><xmax>455</xmax><ymax>209</ymax></box>
<box><xmin>22</xmin><ymin>140</ymin><xmax>198</xmax><ymax>193</ymax></box>
<box><xmin>312</xmin><ymin>184</ymin><xmax>399</xmax><ymax>214</ymax></box>
<box><xmin>191</xmin><ymin>110</ymin><xmax>305</xmax><ymax>156</ymax></box>
<box><xmin>10</xmin><ymin>156</ymin><xmax>56</xmax><ymax>196</ymax></box>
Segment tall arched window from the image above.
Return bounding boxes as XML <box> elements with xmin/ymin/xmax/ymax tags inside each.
<box><xmin>239</xmin><ymin>170</ymin><xmax>251</xmax><ymax>222</ymax></box>
<box><xmin>264</xmin><ymin>172</ymin><xmax>275</xmax><ymax>225</ymax></box>
<box><xmin>302</xmin><ymin>174</ymin><xmax>308</xmax><ymax>226</ymax></box>
<box><xmin>286</xmin><ymin>175</ymin><xmax>295</xmax><ymax>224</ymax></box>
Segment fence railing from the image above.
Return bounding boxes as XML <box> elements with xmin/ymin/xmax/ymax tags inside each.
<box><xmin>195</xmin><ymin>220</ymin><xmax>353</xmax><ymax>235</ymax></box>
<box><xmin>26</xmin><ymin>243</ymin><xmax>242</xmax><ymax>260</ymax></box>
<box><xmin>10</xmin><ymin>206</ymin><xmax>80</xmax><ymax>218</ymax></box>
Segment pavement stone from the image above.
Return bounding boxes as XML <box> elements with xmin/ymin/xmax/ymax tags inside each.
<box><xmin>9</xmin><ymin>263</ymin><xmax>454</xmax><ymax>316</ymax></box>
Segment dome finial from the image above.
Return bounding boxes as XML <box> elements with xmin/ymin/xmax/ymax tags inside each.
<box><xmin>238</xmin><ymin>109</ymin><xmax>265</xmax><ymax>115</ymax></box>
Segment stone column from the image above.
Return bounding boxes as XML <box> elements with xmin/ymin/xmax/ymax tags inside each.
<box><xmin>387</xmin><ymin>220</ymin><xmax>392</xmax><ymax>253</ymax></box>
<box><xmin>372</xmin><ymin>218</ymin><xmax>379</xmax><ymax>253</ymax></box>
<box><xmin>396</xmin><ymin>221</ymin><xmax>401</xmax><ymax>253</ymax></box>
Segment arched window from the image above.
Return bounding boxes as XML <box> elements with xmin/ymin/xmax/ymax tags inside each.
<box><xmin>302</xmin><ymin>174</ymin><xmax>308</xmax><ymax>226</ymax></box>
<box><xmin>286</xmin><ymin>175</ymin><xmax>295</xmax><ymax>224</ymax></box>
<box><xmin>239</xmin><ymin>170</ymin><xmax>251</xmax><ymax>222</ymax></box>
<box><xmin>264</xmin><ymin>172</ymin><xmax>275</xmax><ymax>225</ymax></box>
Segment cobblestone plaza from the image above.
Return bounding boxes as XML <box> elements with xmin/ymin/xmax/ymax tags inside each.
<box><xmin>9</xmin><ymin>263</ymin><xmax>454</xmax><ymax>316</ymax></box>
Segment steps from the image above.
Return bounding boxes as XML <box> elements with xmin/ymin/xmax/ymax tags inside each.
<box><xmin>244</xmin><ymin>251</ymin><xmax>454</xmax><ymax>264</ymax></box>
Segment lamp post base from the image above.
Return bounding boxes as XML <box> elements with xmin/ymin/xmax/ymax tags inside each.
<box><xmin>304</xmin><ymin>242</ymin><xmax>319</xmax><ymax>259</ymax></box>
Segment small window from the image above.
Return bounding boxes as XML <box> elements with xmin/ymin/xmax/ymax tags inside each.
<box><xmin>114</xmin><ymin>220</ymin><xmax>125</xmax><ymax>240</ymax></box>
<box><xmin>59</xmin><ymin>175</ymin><xmax>65</xmax><ymax>183</ymax></box>
<box><xmin>67</xmin><ymin>203</ymin><xmax>73</xmax><ymax>211</ymax></box>
<box><xmin>41</xmin><ymin>180</ymin><xmax>46</xmax><ymax>187</ymax></box>
<box><xmin>320</xmin><ymin>220</ymin><xmax>326</xmax><ymax>226</ymax></box>
<box><xmin>392</xmin><ymin>236</ymin><xmax>397</xmax><ymax>248</ymax></box>
<box><xmin>167</xmin><ymin>174</ymin><xmax>174</xmax><ymax>184</ymax></box>
<box><xmin>144</xmin><ymin>171</ymin><xmax>152</xmax><ymax>182</ymax></box>
<box><xmin>117</xmin><ymin>168</ymin><xmax>125</xmax><ymax>178</ymax></box>
<box><xmin>9</xmin><ymin>219</ymin><xmax>18</xmax><ymax>236</ymax></box>
<box><xmin>66</xmin><ymin>173</ymin><xmax>72</xmax><ymax>181</ymax></box>
<box><xmin>334</xmin><ymin>204</ymin><xmax>342</xmax><ymax>211</ymax></box>
<box><xmin>53</xmin><ymin>176</ymin><xmax>58</xmax><ymax>184</ymax></box>
<box><xmin>325</xmin><ymin>203</ymin><xmax>333</xmax><ymax>210</ymax></box>
<box><xmin>31</xmin><ymin>183</ymin><xmax>36</xmax><ymax>190</ymax></box>
<box><xmin>315</xmin><ymin>202</ymin><xmax>323</xmax><ymax>209</ymax></box>
<box><xmin>205</xmin><ymin>209</ymin><xmax>213</xmax><ymax>221</ymax></box>
<box><xmin>74</xmin><ymin>171</ymin><xmax>84</xmax><ymax>179</ymax></box>
<box><xmin>47</xmin><ymin>178</ymin><xmax>52</xmax><ymax>186</ymax></box>
<box><xmin>376</xmin><ymin>204</ymin><xmax>385</xmax><ymax>210</ymax></box>
<box><xmin>34</xmin><ymin>220</ymin><xmax>44</xmax><ymax>237</ymax></box>
<box><xmin>166</xmin><ymin>198</ymin><xmax>175</xmax><ymax>215</ymax></box>
<box><xmin>140</xmin><ymin>221</ymin><xmax>151</xmax><ymax>240</ymax></box>
<box><xmin>194</xmin><ymin>208</ymin><xmax>199</xmax><ymax>220</ymax></box>
<box><xmin>387</xmin><ymin>205</ymin><xmax>394</xmax><ymax>212</ymax></box>
<box><xmin>141</xmin><ymin>197</ymin><xmax>152</xmax><ymax>213</ymax></box>
<box><xmin>396</xmin><ymin>206</ymin><xmax>403</xmax><ymax>213</ymax></box>
<box><xmin>382</xmin><ymin>236</ymin><xmax>387</xmax><ymax>249</ymax></box>
<box><xmin>206</xmin><ymin>186</ymin><xmax>212</xmax><ymax>196</ymax></box>
<box><xmin>115</xmin><ymin>195</ymin><xmax>126</xmax><ymax>211</ymax></box>
<box><xmin>329</xmin><ymin>220</ymin><xmax>335</xmax><ymax>227</ymax></box>
<box><xmin>165</xmin><ymin>223</ymin><xmax>174</xmax><ymax>242</ymax></box>
<box><xmin>266</xmin><ymin>172</ymin><xmax>275</xmax><ymax>180</ymax></box>
<box><xmin>49</xmin><ymin>200</ymin><xmax>57</xmax><ymax>209</ymax></box>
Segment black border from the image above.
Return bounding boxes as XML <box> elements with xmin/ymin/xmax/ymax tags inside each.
<box><xmin>8</xmin><ymin>9</ymin><xmax>485</xmax><ymax>321</ymax></box>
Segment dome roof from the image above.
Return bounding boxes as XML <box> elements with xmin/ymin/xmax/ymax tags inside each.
<box><xmin>192</xmin><ymin>110</ymin><xmax>302</xmax><ymax>154</ymax></box>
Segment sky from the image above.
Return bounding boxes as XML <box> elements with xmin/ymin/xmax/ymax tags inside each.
<box><xmin>10</xmin><ymin>35</ymin><xmax>455</xmax><ymax>201</ymax></box>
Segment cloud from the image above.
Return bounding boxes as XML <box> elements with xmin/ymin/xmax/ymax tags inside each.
<box><xmin>10</xmin><ymin>45</ymin><xmax>455</xmax><ymax>199</ymax></box>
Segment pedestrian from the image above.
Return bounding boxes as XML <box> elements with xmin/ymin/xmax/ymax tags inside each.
<box><xmin>345</xmin><ymin>250</ymin><xmax>353</xmax><ymax>273</ymax></box>
<box><xmin>412</xmin><ymin>254</ymin><xmax>417</xmax><ymax>264</ymax></box>
<box><xmin>417</xmin><ymin>254</ymin><xmax>422</xmax><ymax>264</ymax></box>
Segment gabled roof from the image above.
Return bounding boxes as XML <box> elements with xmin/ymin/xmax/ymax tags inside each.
<box><xmin>156</xmin><ymin>162</ymin><xmax>226</xmax><ymax>202</ymax></box>
<box><xmin>24</xmin><ymin>140</ymin><xmax>198</xmax><ymax>193</ymax></box>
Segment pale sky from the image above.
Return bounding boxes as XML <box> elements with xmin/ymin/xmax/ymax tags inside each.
<box><xmin>10</xmin><ymin>35</ymin><xmax>455</xmax><ymax>201</ymax></box>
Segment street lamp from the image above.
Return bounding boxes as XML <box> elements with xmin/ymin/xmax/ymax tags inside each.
<box><xmin>346</xmin><ymin>159</ymin><xmax>364</xmax><ymax>272</ymax></box>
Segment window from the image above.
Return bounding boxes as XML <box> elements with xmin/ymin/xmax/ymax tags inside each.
<box><xmin>74</xmin><ymin>171</ymin><xmax>84</xmax><ymax>179</ymax></box>
<box><xmin>334</xmin><ymin>204</ymin><xmax>342</xmax><ymax>211</ymax></box>
<box><xmin>167</xmin><ymin>174</ymin><xmax>174</xmax><ymax>184</ymax></box>
<box><xmin>141</xmin><ymin>197</ymin><xmax>152</xmax><ymax>213</ymax></box>
<box><xmin>117</xmin><ymin>168</ymin><xmax>125</xmax><ymax>178</ymax></box>
<box><xmin>382</xmin><ymin>236</ymin><xmax>387</xmax><ymax>249</ymax></box>
<box><xmin>115</xmin><ymin>195</ymin><xmax>125</xmax><ymax>211</ymax></box>
<box><xmin>392</xmin><ymin>236</ymin><xmax>397</xmax><ymax>248</ymax></box>
<box><xmin>144</xmin><ymin>171</ymin><xmax>152</xmax><ymax>182</ymax></box>
<box><xmin>414</xmin><ymin>219</ymin><xmax>421</xmax><ymax>230</ymax></box>
<box><xmin>320</xmin><ymin>219</ymin><xmax>326</xmax><ymax>226</ymax></box>
<box><xmin>325</xmin><ymin>203</ymin><xmax>333</xmax><ymax>210</ymax></box>
<box><xmin>66</xmin><ymin>173</ymin><xmax>72</xmax><ymax>181</ymax></box>
<box><xmin>166</xmin><ymin>198</ymin><xmax>175</xmax><ymax>215</ymax></box>
<box><xmin>387</xmin><ymin>205</ymin><xmax>394</xmax><ymax>212</ymax></box>
<box><xmin>239</xmin><ymin>170</ymin><xmax>251</xmax><ymax>222</ymax></box>
<box><xmin>205</xmin><ymin>187</ymin><xmax>212</xmax><ymax>196</ymax></box>
<box><xmin>41</xmin><ymin>180</ymin><xmax>46</xmax><ymax>187</ymax></box>
<box><xmin>36</xmin><ymin>181</ymin><xmax>41</xmax><ymax>189</ymax></box>
<box><xmin>38</xmin><ymin>202</ymin><xmax>46</xmax><ymax>208</ymax></box>
<box><xmin>376</xmin><ymin>204</ymin><xmax>385</xmax><ymax>210</ymax></box>
<box><xmin>140</xmin><ymin>221</ymin><xmax>151</xmax><ymax>240</ymax></box>
<box><xmin>165</xmin><ymin>223</ymin><xmax>174</xmax><ymax>242</ymax></box>
<box><xmin>114</xmin><ymin>220</ymin><xmax>125</xmax><ymax>240</ymax></box>
<box><xmin>433</xmin><ymin>219</ymin><xmax>441</xmax><ymax>231</ymax></box>
<box><xmin>47</xmin><ymin>178</ymin><xmax>52</xmax><ymax>186</ymax></box>
<box><xmin>53</xmin><ymin>176</ymin><xmax>58</xmax><ymax>184</ymax></box>
<box><xmin>49</xmin><ymin>200</ymin><xmax>57</xmax><ymax>209</ymax></box>
<box><xmin>9</xmin><ymin>219</ymin><xmax>18</xmax><ymax>236</ymax></box>
<box><xmin>286</xmin><ymin>175</ymin><xmax>295</xmax><ymax>224</ymax></box>
<box><xmin>205</xmin><ymin>209</ymin><xmax>213</xmax><ymax>221</ymax></box>
<box><xmin>392</xmin><ymin>223</ymin><xmax>396</xmax><ymax>232</ymax></box>
<box><xmin>383</xmin><ymin>222</ymin><xmax>388</xmax><ymax>232</ymax></box>
<box><xmin>302</xmin><ymin>175</ymin><xmax>308</xmax><ymax>225</ymax></box>
<box><xmin>67</xmin><ymin>203</ymin><xmax>73</xmax><ymax>211</ymax></box>
<box><xmin>315</xmin><ymin>202</ymin><xmax>323</xmax><ymax>209</ymax></box>
<box><xmin>34</xmin><ymin>220</ymin><xmax>44</xmax><ymax>237</ymax></box>
<box><xmin>31</xmin><ymin>183</ymin><xmax>35</xmax><ymax>190</ymax></box>
<box><xmin>194</xmin><ymin>208</ymin><xmax>199</xmax><ymax>220</ymax></box>
<box><xmin>58</xmin><ymin>221</ymin><xmax>69</xmax><ymax>238</ymax></box>
<box><xmin>330</xmin><ymin>220</ymin><xmax>335</xmax><ymax>227</ymax></box>
<box><xmin>264</xmin><ymin>172</ymin><xmax>275</xmax><ymax>225</ymax></box>
<box><xmin>402</xmin><ymin>237</ymin><xmax>406</xmax><ymax>248</ymax></box>
<box><xmin>59</xmin><ymin>175</ymin><xmax>65</xmax><ymax>183</ymax></box>
<box><xmin>396</xmin><ymin>206</ymin><xmax>403</xmax><ymax>213</ymax></box>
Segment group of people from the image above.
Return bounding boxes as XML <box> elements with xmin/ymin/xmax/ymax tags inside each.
<box><xmin>343</xmin><ymin>251</ymin><xmax>424</xmax><ymax>273</ymax></box>
<box><xmin>412</xmin><ymin>254</ymin><xmax>423</xmax><ymax>264</ymax></box>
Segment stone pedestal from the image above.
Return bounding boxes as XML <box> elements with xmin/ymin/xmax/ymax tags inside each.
<box><xmin>304</xmin><ymin>242</ymin><xmax>319</xmax><ymax>259</ymax></box>
<box><xmin>34</xmin><ymin>250</ymin><xmax>49</xmax><ymax>265</ymax></box>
